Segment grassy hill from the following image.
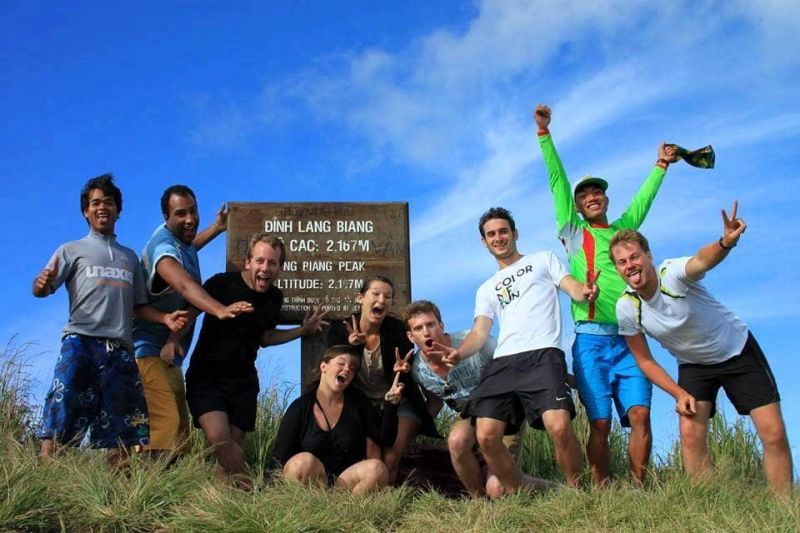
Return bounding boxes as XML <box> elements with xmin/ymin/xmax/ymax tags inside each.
<box><xmin>1</xmin><ymin>343</ymin><xmax>797</xmax><ymax>532</ymax></box>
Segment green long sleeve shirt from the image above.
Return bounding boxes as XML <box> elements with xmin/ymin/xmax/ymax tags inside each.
<box><xmin>538</xmin><ymin>132</ymin><xmax>666</xmax><ymax>325</ymax></box>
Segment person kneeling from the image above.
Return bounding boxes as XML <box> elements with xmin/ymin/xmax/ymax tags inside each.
<box><xmin>273</xmin><ymin>345</ymin><xmax>404</xmax><ymax>495</ymax></box>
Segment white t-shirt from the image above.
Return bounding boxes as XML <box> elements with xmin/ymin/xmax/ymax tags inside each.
<box><xmin>616</xmin><ymin>257</ymin><xmax>749</xmax><ymax>365</ymax></box>
<box><xmin>475</xmin><ymin>252</ymin><xmax>570</xmax><ymax>358</ymax></box>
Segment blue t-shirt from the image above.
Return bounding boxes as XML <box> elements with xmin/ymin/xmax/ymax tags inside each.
<box><xmin>132</xmin><ymin>224</ymin><xmax>201</xmax><ymax>364</ymax></box>
<box><xmin>411</xmin><ymin>330</ymin><xmax>496</xmax><ymax>408</ymax></box>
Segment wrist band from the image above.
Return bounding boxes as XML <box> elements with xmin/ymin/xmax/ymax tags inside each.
<box><xmin>656</xmin><ymin>158</ymin><xmax>670</xmax><ymax>168</ymax></box>
<box><xmin>718</xmin><ymin>237</ymin><xmax>735</xmax><ymax>250</ymax></box>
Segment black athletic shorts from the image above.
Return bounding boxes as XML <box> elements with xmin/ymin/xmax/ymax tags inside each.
<box><xmin>678</xmin><ymin>331</ymin><xmax>780</xmax><ymax>417</ymax></box>
<box><xmin>186</xmin><ymin>372</ymin><xmax>260</xmax><ymax>432</ymax></box>
<box><xmin>461</xmin><ymin>348</ymin><xmax>575</xmax><ymax>431</ymax></box>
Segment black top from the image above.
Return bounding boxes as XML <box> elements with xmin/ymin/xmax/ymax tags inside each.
<box><xmin>187</xmin><ymin>271</ymin><xmax>283</xmax><ymax>379</ymax></box>
<box><xmin>272</xmin><ymin>387</ymin><xmax>398</xmax><ymax>476</ymax></box>
<box><xmin>327</xmin><ymin>314</ymin><xmax>440</xmax><ymax>438</ymax></box>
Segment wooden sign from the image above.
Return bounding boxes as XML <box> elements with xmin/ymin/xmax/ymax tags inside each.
<box><xmin>226</xmin><ymin>202</ymin><xmax>411</xmax><ymax>324</ymax></box>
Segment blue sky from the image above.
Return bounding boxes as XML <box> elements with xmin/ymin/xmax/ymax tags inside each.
<box><xmin>2</xmin><ymin>1</ymin><xmax>799</xmax><ymax>468</ymax></box>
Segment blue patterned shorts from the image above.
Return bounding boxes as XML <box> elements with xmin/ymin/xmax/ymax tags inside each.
<box><xmin>38</xmin><ymin>334</ymin><xmax>149</xmax><ymax>448</ymax></box>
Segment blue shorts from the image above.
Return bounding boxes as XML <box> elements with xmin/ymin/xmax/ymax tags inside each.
<box><xmin>38</xmin><ymin>334</ymin><xmax>150</xmax><ymax>448</ymax></box>
<box><xmin>572</xmin><ymin>333</ymin><xmax>651</xmax><ymax>427</ymax></box>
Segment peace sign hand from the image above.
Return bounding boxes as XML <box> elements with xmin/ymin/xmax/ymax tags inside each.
<box><xmin>720</xmin><ymin>200</ymin><xmax>746</xmax><ymax>248</ymax></box>
<box><xmin>343</xmin><ymin>315</ymin><xmax>366</xmax><ymax>345</ymax></box>
<box><xmin>393</xmin><ymin>347</ymin><xmax>413</xmax><ymax>374</ymax></box>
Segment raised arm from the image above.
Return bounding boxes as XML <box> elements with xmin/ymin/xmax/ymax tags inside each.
<box><xmin>441</xmin><ymin>315</ymin><xmax>493</xmax><ymax>367</ymax></box>
<box><xmin>685</xmin><ymin>201</ymin><xmax>746</xmax><ymax>281</ymax></box>
<box><xmin>156</xmin><ymin>257</ymin><xmax>254</xmax><ymax>320</ymax></box>
<box><xmin>615</xmin><ymin>142</ymin><xmax>677</xmax><ymax>228</ymax></box>
<box><xmin>260</xmin><ymin>307</ymin><xmax>330</xmax><ymax>347</ymax></box>
<box><xmin>192</xmin><ymin>203</ymin><xmax>227</xmax><ymax>251</ymax></box>
<box><xmin>624</xmin><ymin>333</ymin><xmax>696</xmax><ymax>416</ymax></box>
<box><xmin>534</xmin><ymin>104</ymin><xmax>581</xmax><ymax>233</ymax></box>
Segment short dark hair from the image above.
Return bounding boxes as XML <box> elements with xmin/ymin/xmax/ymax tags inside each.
<box><xmin>80</xmin><ymin>173</ymin><xmax>122</xmax><ymax>216</ymax></box>
<box><xmin>608</xmin><ymin>229</ymin><xmax>651</xmax><ymax>263</ymax></box>
<box><xmin>246</xmin><ymin>232</ymin><xmax>286</xmax><ymax>266</ymax></box>
<box><xmin>306</xmin><ymin>345</ymin><xmax>362</xmax><ymax>392</ymax></box>
<box><xmin>160</xmin><ymin>185</ymin><xmax>197</xmax><ymax>218</ymax></box>
<box><xmin>478</xmin><ymin>207</ymin><xmax>516</xmax><ymax>237</ymax></box>
<box><xmin>403</xmin><ymin>300</ymin><xmax>442</xmax><ymax>327</ymax></box>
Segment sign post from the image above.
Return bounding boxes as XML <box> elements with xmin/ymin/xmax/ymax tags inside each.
<box><xmin>226</xmin><ymin>202</ymin><xmax>411</xmax><ymax>389</ymax></box>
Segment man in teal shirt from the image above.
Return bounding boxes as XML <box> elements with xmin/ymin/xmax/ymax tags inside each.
<box><xmin>534</xmin><ymin>104</ymin><xmax>676</xmax><ymax>485</ymax></box>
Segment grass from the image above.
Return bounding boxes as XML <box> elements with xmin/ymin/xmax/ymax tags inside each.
<box><xmin>1</xmin><ymin>343</ymin><xmax>797</xmax><ymax>532</ymax></box>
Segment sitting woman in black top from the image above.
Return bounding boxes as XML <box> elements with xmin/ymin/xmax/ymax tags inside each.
<box><xmin>273</xmin><ymin>345</ymin><xmax>404</xmax><ymax>494</ymax></box>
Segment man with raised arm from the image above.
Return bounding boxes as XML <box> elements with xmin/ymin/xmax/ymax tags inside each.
<box><xmin>133</xmin><ymin>185</ymin><xmax>254</xmax><ymax>455</ymax></box>
<box><xmin>404</xmin><ymin>300</ymin><xmax>556</xmax><ymax>498</ymax></box>
<box><xmin>33</xmin><ymin>174</ymin><xmax>187</xmax><ymax>466</ymax></box>
<box><xmin>610</xmin><ymin>202</ymin><xmax>792</xmax><ymax>495</ymax></box>
<box><xmin>443</xmin><ymin>207</ymin><xmax>598</xmax><ymax>494</ymax></box>
<box><xmin>183</xmin><ymin>232</ymin><xmax>328</xmax><ymax>488</ymax></box>
<box><xmin>534</xmin><ymin>104</ymin><xmax>678</xmax><ymax>485</ymax></box>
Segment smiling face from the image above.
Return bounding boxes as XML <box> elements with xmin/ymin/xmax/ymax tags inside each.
<box><xmin>575</xmin><ymin>185</ymin><xmax>609</xmax><ymax>225</ymax></box>
<box><xmin>357</xmin><ymin>280</ymin><xmax>394</xmax><ymax>326</ymax></box>
<box><xmin>83</xmin><ymin>188</ymin><xmax>119</xmax><ymax>235</ymax></box>
<box><xmin>406</xmin><ymin>311</ymin><xmax>446</xmax><ymax>351</ymax></box>
<box><xmin>320</xmin><ymin>353</ymin><xmax>359</xmax><ymax>392</ymax></box>
<box><xmin>481</xmin><ymin>218</ymin><xmax>520</xmax><ymax>262</ymax></box>
<box><xmin>611</xmin><ymin>240</ymin><xmax>657</xmax><ymax>297</ymax></box>
<box><xmin>164</xmin><ymin>193</ymin><xmax>199</xmax><ymax>245</ymax></box>
<box><xmin>243</xmin><ymin>241</ymin><xmax>283</xmax><ymax>293</ymax></box>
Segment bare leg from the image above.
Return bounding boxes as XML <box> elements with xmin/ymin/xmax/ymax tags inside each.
<box><xmin>336</xmin><ymin>459</ymin><xmax>389</xmax><ymax>495</ymax></box>
<box><xmin>627</xmin><ymin>406</ymin><xmax>652</xmax><ymax>485</ymax></box>
<box><xmin>541</xmin><ymin>409</ymin><xmax>582</xmax><ymax>488</ymax></box>
<box><xmin>383</xmin><ymin>416</ymin><xmax>419</xmax><ymax>485</ymax></box>
<box><xmin>448</xmin><ymin>420</ymin><xmax>484</xmax><ymax>498</ymax></box>
<box><xmin>749</xmin><ymin>402</ymin><xmax>793</xmax><ymax>495</ymax></box>
<box><xmin>197</xmin><ymin>411</ymin><xmax>250</xmax><ymax>489</ymax></box>
<box><xmin>283</xmin><ymin>452</ymin><xmax>327</xmax><ymax>487</ymax></box>
<box><xmin>476</xmin><ymin>417</ymin><xmax>520</xmax><ymax>497</ymax></box>
<box><xmin>586</xmin><ymin>418</ymin><xmax>610</xmax><ymax>487</ymax></box>
<box><xmin>39</xmin><ymin>438</ymin><xmax>55</xmax><ymax>463</ymax></box>
<box><xmin>678</xmin><ymin>401</ymin><xmax>712</xmax><ymax>482</ymax></box>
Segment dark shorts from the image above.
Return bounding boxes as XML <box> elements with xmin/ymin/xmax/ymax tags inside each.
<box><xmin>185</xmin><ymin>372</ymin><xmax>260</xmax><ymax>432</ymax></box>
<box><xmin>462</xmin><ymin>348</ymin><xmax>575</xmax><ymax>431</ymax></box>
<box><xmin>37</xmin><ymin>334</ymin><xmax>149</xmax><ymax>448</ymax></box>
<box><xmin>678</xmin><ymin>332</ymin><xmax>780</xmax><ymax>417</ymax></box>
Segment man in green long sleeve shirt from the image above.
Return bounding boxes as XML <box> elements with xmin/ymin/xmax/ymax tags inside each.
<box><xmin>534</xmin><ymin>104</ymin><xmax>676</xmax><ymax>486</ymax></box>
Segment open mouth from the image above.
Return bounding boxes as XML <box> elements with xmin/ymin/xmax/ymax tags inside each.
<box><xmin>336</xmin><ymin>374</ymin><xmax>347</xmax><ymax>384</ymax></box>
<box><xmin>627</xmin><ymin>269</ymin><xmax>642</xmax><ymax>284</ymax></box>
<box><xmin>424</xmin><ymin>338</ymin><xmax>434</xmax><ymax>349</ymax></box>
<box><xmin>370</xmin><ymin>305</ymin><xmax>384</xmax><ymax>319</ymax></box>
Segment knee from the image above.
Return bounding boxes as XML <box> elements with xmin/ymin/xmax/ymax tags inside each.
<box><xmin>589</xmin><ymin>419</ymin><xmax>611</xmax><ymax>438</ymax></box>
<box><xmin>448</xmin><ymin>428</ymin><xmax>475</xmax><ymax>458</ymax></box>
<box><xmin>476</xmin><ymin>428</ymin><xmax>504</xmax><ymax>455</ymax></box>
<box><xmin>626</xmin><ymin>407</ymin><xmax>651</xmax><ymax>430</ymax></box>
<box><xmin>759</xmin><ymin>423</ymin><xmax>788</xmax><ymax>450</ymax></box>
<box><xmin>362</xmin><ymin>459</ymin><xmax>389</xmax><ymax>486</ymax></box>
<box><xmin>546</xmin><ymin>418</ymin><xmax>575</xmax><ymax>444</ymax></box>
<box><xmin>283</xmin><ymin>452</ymin><xmax>318</xmax><ymax>480</ymax></box>
<box><xmin>203</xmin><ymin>427</ymin><xmax>229</xmax><ymax>447</ymax></box>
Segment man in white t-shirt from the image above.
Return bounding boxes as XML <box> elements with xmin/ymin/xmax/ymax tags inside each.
<box><xmin>610</xmin><ymin>202</ymin><xmax>792</xmax><ymax>494</ymax></box>
<box><xmin>442</xmin><ymin>207</ymin><xmax>598</xmax><ymax>494</ymax></box>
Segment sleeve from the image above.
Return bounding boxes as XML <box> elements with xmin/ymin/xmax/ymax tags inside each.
<box><xmin>474</xmin><ymin>282</ymin><xmax>496</xmax><ymax>321</ymax></box>
<box><xmin>146</xmin><ymin>237</ymin><xmax>182</xmax><ymax>296</ymax></box>
<box><xmin>47</xmin><ymin>245</ymin><xmax>71</xmax><ymax>291</ymax></box>
<box><xmin>661</xmin><ymin>257</ymin><xmax>694</xmax><ymax>291</ymax></box>
<box><xmin>613</xmin><ymin>166</ymin><xmax>667</xmax><ymax>229</ymax></box>
<box><xmin>355</xmin><ymin>390</ymin><xmax>398</xmax><ymax>447</ymax></box>
<box><xmin>544</xmin><ymin>251</ymin><xmax>571</xmax><ymax>286</ymax></box>
<box><xmin>538</xmin><ymin>133</ymin><xmax>582</xmax><ymax>238</ymax></box>
<box><xmin>616</xmin><ymin>295</ymin><xmax>643</xmax><ymax>336</ymax></box>
<box><xmin>271</xmin><ymin>398</ymin><xmax>305</xmax><ymax>468</ymax></box>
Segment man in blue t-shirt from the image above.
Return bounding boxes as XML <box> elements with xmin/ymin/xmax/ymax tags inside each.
<box><xmin>132</xmin><ymin>185</ymin><xmax>253</xmax><ymax>454</ymax></box>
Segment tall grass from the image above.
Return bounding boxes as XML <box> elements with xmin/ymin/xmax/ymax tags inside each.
<box><xmin>0</xmin><ymin>342</ymin><xmax>796</xmax><ymax>532</ymax></box>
